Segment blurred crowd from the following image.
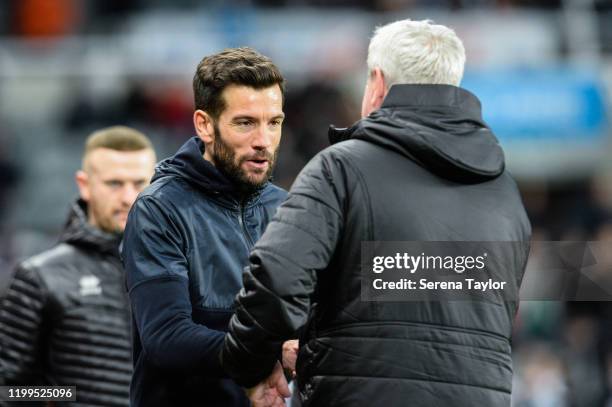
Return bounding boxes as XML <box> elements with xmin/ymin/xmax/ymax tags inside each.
<box><xmin>0</xmin><ymin>0</ymin><xmax>570</xmax><ymax>41</ymax></box>
<box><xmin>1</xmin><ymin>1</ymin><xmax>612</xmax><ymax>406</ymax></box>
<box><xmin>514</xmin><ymin>179</ymin><xmax>612</xmax><ymax>406</ymax></box>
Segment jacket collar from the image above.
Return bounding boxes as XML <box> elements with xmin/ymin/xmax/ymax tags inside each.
<box><xmin>380</xmin><ymin>84</ymin><xmax>482</xmax><ymax>118</ymax></box>
<box><xmin>328</xmin><ymin>84</ymin><xmax>505</xmax><ymax>184</ymax></box>
<box><xmin>153</xmin><ymin>137</ymin><xmax>266</xmax><ymax>209</ymax></box>
<box><xmin>329</xmin><ymin>84</ymin><xmax>484</xmax><ymax>142</ymax></box>
<box><xmin>59</xmin><ymin>199</ymin><xmax>122</xmax><ymax>257</ymax></box>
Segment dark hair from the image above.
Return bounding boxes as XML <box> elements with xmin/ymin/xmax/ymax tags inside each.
<box><xmin>193</xmin><ymin>47</ymin><xmax>285</xmax><ymax>119</ymax></box>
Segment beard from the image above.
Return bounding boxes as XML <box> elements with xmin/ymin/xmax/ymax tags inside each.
<box><xmin>211</xmin><ymin>123</ymin><xmax>278</xmax><ymax>195</ymax></box>
<box><xmin>89</xmin><ymin>201</ymin><xmax>124</xmax><ymax>236</ymax></box>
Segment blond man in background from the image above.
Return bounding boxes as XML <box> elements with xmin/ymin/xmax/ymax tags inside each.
<box><xmin>0</xmin><ymin>126</ymin><xmax>156</xmax><ymax>406</ymax></box>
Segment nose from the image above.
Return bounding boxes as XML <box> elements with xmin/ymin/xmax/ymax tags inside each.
<box><xmin>120</xmin><ymin>184</ymin><xmax>140</xmax><ymax>207</ymax></box>
<box><xmin>251</xmin><ymin>126</ymin><xmax>274</xmax><ymax>151</ymax></box>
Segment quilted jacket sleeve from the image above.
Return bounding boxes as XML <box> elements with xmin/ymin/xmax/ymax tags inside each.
<box><xmin>0</xmin><ymin>264</ymin><xmax>48</xmax><ymax>388</ymax></box>
<box><xmin>221</xmin><ymin>150</ymin><xmax>348</xmax><ymax>387</ymax></box>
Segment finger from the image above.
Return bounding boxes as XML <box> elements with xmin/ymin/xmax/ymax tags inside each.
<box><xmin>264</xmin><ymin>391</ymin><xmax>285</xmax><ymax>407</ymax></box>
<box><xmin>275</xmin><ymin>376</ymin><xmax>290</xmax><ymax>398</ymax></box>
<box><xmin>270</xmin><ymin>361</ymin><xmax>291</xmax><ymax>397</ymax></box>
<box><xmin>272</xmin><ymin>395</ymin><xmax>286</xmax><ymax>407</ymax></box>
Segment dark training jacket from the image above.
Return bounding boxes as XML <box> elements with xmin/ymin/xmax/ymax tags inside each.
<box><xmin>122</xmin><ymin>137</ymin><xmax>286</xmax><ymax>407</ymax></box>
<box><xmin>222</xmin><ymin>85</ymin><xmax>532</xmax><ymax>406</ymax></box>
<box><xmin>0</xmin><ymin>200</ymin><xmax>132</xmax><ymax>406</ymax></box>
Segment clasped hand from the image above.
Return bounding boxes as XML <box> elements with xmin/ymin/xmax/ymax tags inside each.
<box><xmin>245</xmin><ymin>340</ymin><xmax>299</xmax><ymax>407</ymax></box>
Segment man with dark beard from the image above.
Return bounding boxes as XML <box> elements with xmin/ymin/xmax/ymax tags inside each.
<box><xmin>122</xmin><ymin>48</ymin><xmax>291</xmax><ymax>407</ymax></box>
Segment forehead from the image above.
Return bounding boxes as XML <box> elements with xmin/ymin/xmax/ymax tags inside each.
<box><xmin>219</xmin><ymin>84</ymin><xmax>283</xmax><ymax>117</ymax></box>
<box><xmin>86</xmin><ymin>148</ymin><xmax>155</xmax><ymax>178</ymax></box>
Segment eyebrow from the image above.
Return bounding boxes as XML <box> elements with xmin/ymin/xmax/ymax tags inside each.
<box><xmin>103</xmin><ymin>178</ymin><xmax>148</xmax><ymax>183</ymax></box>
<box><xmin>232</xmin><ymin>114</ymin><xmax>285</xmax><ymax>121</ymax></box>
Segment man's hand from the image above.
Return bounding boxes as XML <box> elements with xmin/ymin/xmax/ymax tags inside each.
<box><xmin>282</xmin><ymin>340</ymin><xmax>299</xmax><ymax>378</ymax></box>
<box><xmin>246</xmin><ymin>361</ymin><xmax>291</xmax><ymax>407</ymax></box>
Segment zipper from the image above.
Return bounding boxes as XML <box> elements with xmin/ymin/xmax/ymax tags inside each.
<box><xmin>238</xmin><ymin>199</ymin><xmax>255</xmax><ymax>248</ymax></box>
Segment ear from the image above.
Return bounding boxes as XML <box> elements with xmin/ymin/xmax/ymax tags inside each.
<box><xmin>369</xmin><ymin>67</ymin><xmax>387</xmax><ymax>111</ymax></box>
<box><xmin>75</xmin><ymin>170</ymin><xmax>91</xmax><ymax>202</ymax></box>
<box><xmin>193</xmin><ymin>110</ymin><xmax>215</xmax><ymax>145</ymax></box>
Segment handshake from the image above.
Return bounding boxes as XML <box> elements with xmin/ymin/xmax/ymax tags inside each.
<box><xmin>245</xmin><ymin>340</ymin><xmax>299</xmax><ymax>407</ymax></box>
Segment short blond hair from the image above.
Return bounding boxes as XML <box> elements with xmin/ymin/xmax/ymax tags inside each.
<box><xmin>82</xmin><ymin>126</ymin><xmax>154</xmax><ymax>170</ymax></box>
<box><xmin>84</xmin><ymin>126</ymin><xmax>153</xmax><ymax>155</ymax></box>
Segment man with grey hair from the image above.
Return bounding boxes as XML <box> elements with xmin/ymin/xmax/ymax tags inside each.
<box><xmin>221</xmin><ymin>19</ymin><xmax>531</xmax><ymax>406</ymax></box>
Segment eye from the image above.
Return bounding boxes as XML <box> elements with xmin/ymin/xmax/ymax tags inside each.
<box><xmin>235</xmin><ymin>119</ymin><xmax>254</xmax><ymax>127</ymax></box>
<box><xmin>105</xmin><ymin>180</ymin><xmax>123</xmax><ymax>189</ymax></box>
<box><xmin>270</xmin><ymin>119</ymin><xmax>283</xmax><ymax>127</ymax></box>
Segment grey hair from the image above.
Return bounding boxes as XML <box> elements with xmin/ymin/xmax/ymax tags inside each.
<box><xmin>367</xmin><ymin>19</ymin><xmax>466</xmax><ymax>87</ymax></box>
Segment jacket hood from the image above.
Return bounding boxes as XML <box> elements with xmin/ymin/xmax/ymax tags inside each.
<box><xmin>330</xmin><ymin>84</ymin><xmax>505</xmax><ymax>184</ymax></box>
<box><xmin>59</xmin><ymin>199</ymin><xmax>121</xmax><ymax>256</ymax></box>
<box><xmin>152</xmin><ymin>137</ymin><xmax>261</xmax><ymax>200</ymax></box>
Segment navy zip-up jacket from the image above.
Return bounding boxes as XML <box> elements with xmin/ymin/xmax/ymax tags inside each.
<box><xmin>122</xmin><ymin>137</ymin><xmax>287</xmax><ymax>407</ymax></box>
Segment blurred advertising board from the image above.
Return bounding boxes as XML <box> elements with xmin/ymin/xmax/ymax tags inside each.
<box><xmin>463</xmin><ymin>67</ymin><xmax>610</xmax><ymax>180</ymax></box>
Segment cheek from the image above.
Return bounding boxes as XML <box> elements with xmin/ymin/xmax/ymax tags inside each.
<box><xmin>90</xmin><ymin>187</ymin><xmax>117</xmax><ymax>209</ymax></box>
<box><xmin>271</xmin><ymin>131</ymin><xmax>282</xmax><ymax>148</ymax></box>
<box><xmin>361</xmin><ymin>92</ymin><xmax>368</xmax><ymax>113</ymax></box>
<box><xmin>220</xmin><ymin>130</ymin><xmax>245</xmax><ymax>149</ymax></box>
<box><xmin>85</xmin><ymin>184</ymin><xmax>101</xmax><ymax>202</ymax></box>
<box><xmin>361</xmin><ymin>82</ymin><xmax>372</xmax><ymax>117</ymax></box>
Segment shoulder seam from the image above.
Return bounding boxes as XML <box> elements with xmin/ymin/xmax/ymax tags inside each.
<box><xmin>129</xmin><ymin>274</ymin><xmax>188</xmax><ymax>293</ymax></box>
<box><xmin>323</xmin><ymin>141</ymin><xmax>375</xmax><ymax>241</ymax></box>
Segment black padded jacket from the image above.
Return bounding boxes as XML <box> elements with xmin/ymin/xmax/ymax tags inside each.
<box><xmin>221</xmin><ymin>84</ymin><xmax>532</xmax><ymax>406</ymax></box>
<box><xmin>0</xmin><ymin>200</ymin><xmax>132</xmax><ymax>406</ymax></box>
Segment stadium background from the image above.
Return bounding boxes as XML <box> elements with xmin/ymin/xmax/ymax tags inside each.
<box><xmin>0</xmin><ymin>0</ymin><xmax>611</xmax><ymax>405</ymax></box>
